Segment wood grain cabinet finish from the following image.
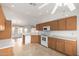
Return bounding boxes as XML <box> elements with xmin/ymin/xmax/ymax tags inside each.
<box><xmin>36</xmin><ymin>24</ymin><xmax>41</xmax><ymax>30</ymax></box>
<box><xmin>0</xmin><ymin>47</ymin><xmax>13</xmax><ymax>56</ymax></box>
<box><xmin>36</xmin><ymin>24</ymin><xmax>43</xmax><ymax>31</ymax></box>
<box><xmin>66</xmin><ymin>16</ymin><xmax>77</xmax><ymax>30</ymax></box>
<box><xmin>0</xmin><ymin>5</ymin><xmax>5</xmax><ymax>30</ymax></box>
<box><xmin>31</xmin><ymin>35</ymin><xmax>40</xmax><ymax>43</ymax></box>
<box><xmin>0</xmin><ymin>20</ymin><xmax>11</xmax><ymax>39</ymax></box>
<box><xmin>48</xmin><ymin>37</ymin><xmax>77</xmax><ymax>56</ymax></box>
<box><xmin>50</xmin><ymin>20</ymin><xmax>58</xmax><ymax>30</ymax></box>
<box><xmin>58</xmin><ymin>19</ymin><xmax>66</xmax><ymax>30</ymax></box>
<box><xmin>56</xmin><ymin>39</ymin><xmax>65</xmax><ymax>53</ymax></box>
<box><xmin>65</xmin><ymin>40</ymin><xmax>77</xmax><ymax>56</ymax></box>
<box><xmin>36</xmin><ymin>16</ymin><xmax>77</xmax><ymax>31</ymax></box>
<box><xmin>48</xmin><ymin>37</ymin><xmax>56</xmax><ymax>49</ymax></box>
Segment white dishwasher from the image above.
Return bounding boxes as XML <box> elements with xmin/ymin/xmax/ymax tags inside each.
<box><xmin>41</xmin><ymin>35</ymin><xmax>48</xmax><ymax>47</ymax></box>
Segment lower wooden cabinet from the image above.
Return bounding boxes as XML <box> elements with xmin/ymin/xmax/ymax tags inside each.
<box><xmin>31</xmin><ymin>35</ymin><xmax>40</xmax><ymax>43</ymax></box>
<box><xmin>48</xmin><ymin>37</ymin><xmax>77</xmax><ymax>56</ymax></box>
<box><xmin>48</xmin><ymin>37</ymin><xmax>56</xmax><ymax>49</ymax></box>
<box><xmin>56</xmin><ymin>39</ymin><xmax>65</xmax><ymax>53</ymax></box>
<box><xmin>65</xmin><ymin>40</ymin><xmax>77</xmax><ymax>56</ymax></box>
<box><xmin>0</xmin><ymin>47</ymin><xmax>13</xmax><ymax>56</ymax></box>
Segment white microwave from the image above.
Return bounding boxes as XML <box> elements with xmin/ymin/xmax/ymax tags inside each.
<box><xmin>43</xmin><ymin>26</ymin><xmax>50</xmax><ymax>31</ymax></box>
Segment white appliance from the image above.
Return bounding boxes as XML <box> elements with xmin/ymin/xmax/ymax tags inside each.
<box><xmin>43</xmin><ymin>26</ymin><xmax>50</xmax><ymax>31</ymax></box>
<box><xmin>41</xmin><ymin>35</ymin><xmax>48</xmax><ymax>47</ymax></box>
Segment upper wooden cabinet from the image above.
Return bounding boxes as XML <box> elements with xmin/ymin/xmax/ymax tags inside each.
<box><xmin>36</xmin><ymin>16</ymin><xmax>77</xmax><ymax>31</ymax></box>
<box><xmin>58</xmin><ymin>19</ymin><xmax>66</xmax><ymax>30</ymax></box>
<box><xmin>36</xmin><ymin>22</ymin><xmax>50</xmax><ymax>31</ymax></box>
<box><xmin>0</xmin><ymin>20</ymin><xmax>11</xmax><ymax>39</ymax></box>
<box><xmin>50</xmin><ymin>20</ymin><xmax>58</xmax><ymax>30</ymax></box>
<box><xmin>66</xmin><ymin>16</ymin><xmax>77</xmax><ymax>30</ymax></box>
<box><xmin>0</xmin><ymin>5</ymin><xmax>5</xmax><ymax>31</ymax></box>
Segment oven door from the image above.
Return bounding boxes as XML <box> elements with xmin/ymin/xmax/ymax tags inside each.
<box><xmin>41</xmin><ymin>36</ymin><xmax>48</xmax><ymax>47</ymax></box>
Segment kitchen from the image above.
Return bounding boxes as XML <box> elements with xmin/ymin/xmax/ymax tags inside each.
<box><xmin>0</xmin><ymin>3</ymin><xmax>78</xmax><ymax>56</ymax></box>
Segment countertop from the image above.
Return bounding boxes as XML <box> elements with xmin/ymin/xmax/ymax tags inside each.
<box><xmin>0</xmin><ymin>39</ymin><xmax>15</xmax><ymax>49</ymax></box>
<box><xmin>48</xmin><ymin>35</ymin><xmax>77</xmax><ymax>41</ymax></box>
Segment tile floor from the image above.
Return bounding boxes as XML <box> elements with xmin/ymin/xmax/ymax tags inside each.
<box><xmin>13</xmin><ymin>40</ymin><xmax>65</xmax><ymax>56</ymax></box>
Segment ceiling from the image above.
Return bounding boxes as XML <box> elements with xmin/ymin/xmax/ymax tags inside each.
<box><xmin>1</xmin><ymin>3</ymin><xmax>79</xmax><ymax>27</ymax></box>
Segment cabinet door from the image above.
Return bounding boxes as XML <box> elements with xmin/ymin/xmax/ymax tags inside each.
<box><xmin>48</xmin><ymin>37</ymin><xmax>56</xmax><ymax>49</ymax></box>
<box><xmin>58</xmin><ymin>19</ymin><xmax>66</xmax><ymax>30</ymax></box>
<box><xmin>36</xmin><ymin>24</ymin><xmax>43</xmax><ymax>31</ymax></box>
<box><xmin>56</xmin><ymin>39</ymin><xmax>65</xmax><ymax>53</ymax></box>
<box><xmin>0</xmin><ymin>6</ymin><xmax>5</xmax><ymax>30</ymax></box>
<box><xmin>65</xmin><ymin>40</ymin><xmax>77</xmax><ymax>56</ymax></box>
<box><xmin>50</xmin><ymin>20</ymin><xmax>58</xmax><ymax>30</ymax></box>
<box><xmin>51</xmin><ymin>38</ymin><xmax>56</xmax><ymax>49</ymax></box>
<box><xmin>66</xmin><ymin>16</ymin><xmax>77</xmax><ymax>30</ymax></box>
<box><xmin>48</xmin><ymin>37</ymin><xmax>52</xmax><ymax>48</ymax></box>
<box><xmin>36</xmin><ymin>24</ymin><xmax>40</xmax><ymax>30</ymax></box>
<box><xmin>31</xmin><ymin>35</ymin><xmax>40</xmax><ymax>43</ymax></box>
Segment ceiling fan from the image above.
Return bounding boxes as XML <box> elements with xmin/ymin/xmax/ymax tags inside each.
<box><xmin>38</xmin><ymin>3</ymin><xmax>76</xmax><ymax>14</ymax></box>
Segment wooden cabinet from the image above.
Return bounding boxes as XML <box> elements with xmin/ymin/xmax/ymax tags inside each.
<box><xmin>36</xmin><ymin>24</ymin><xmax>43</xmax><ymax>31</ymax></box>
<box><xmin>31</xmin><ymin>35</ymin><xmax>40</xmax><ymax>43</ymax></box>
<box><xmin>0</xmin><ymin>5</ymin><xmax>5</xmax><ymax>31</ymax></box>
<box><xmin>0</xmin><ymin>47</ymin><xmax>13</xmax><ymax>56</ymax></box>
<box><xmin>65</xmin><ymin>40</ymin><xmax>77</xmax><ymax>56</ymax></box>
<box><xmin>66</xmin><ymin>16</ymin><xmax>77</xmax><ymax>30</ymax></box>
<box><xmin>48</xmin><ymin>37</ymin><xmax>77</xmax><ymax>56</ymax></box>
<box><xmin>56</xmin><ymin>39</ymin><xmax>65</xmax><ymax>53</ymax></box>
<box><xmin>48</xmin><ymin>37</ymin><xmax>56</xmax><ymax>49</ymax></box>
<box><xmin>0</xmin><ymin>20</ymin><xmax>11</xmax><ymax>39</ymax></box>
<box><xmin>48</xmin><ymin>37</ymin><xmax>52</xmax><ymax>48</ymax></box>
<box><xmin>36</xmin><ymin>16</ymin><xmax>77</xmax><ymax>31</ymax></box>
<box><xmin>36</xmin><ymin>24</ymin><xmax>41</xmax><ymax>30</ymax></box>
<box><xmin>58</xmin><ymin>19</ymin><xmax>66</xmax><ymax>30</ymax></box>
<box><xmin>50</xmin><ymin>20</ymin><xmax>58</xmax><ymax>30</ymax></box>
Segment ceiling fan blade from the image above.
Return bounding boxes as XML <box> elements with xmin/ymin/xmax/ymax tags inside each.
<box><xmin>38</xmin><ymin>3</ymin><xmax>49</xmax><ymax>9</ymax></box>
<box><xmin>66</xmin><ymin>3</ymin><xmax>76</xmax><ymax>11</ymax></box>
<box><xmin>51</xmin><ymin>4</ymin><xmax>58</xmax><ymax>14</ymax></box>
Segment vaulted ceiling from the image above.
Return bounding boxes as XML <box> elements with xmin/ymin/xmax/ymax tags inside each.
<box><xmin>1</xmin><ymin>3</ymin><xmax>79</xmax><ymax>26</ymax></box>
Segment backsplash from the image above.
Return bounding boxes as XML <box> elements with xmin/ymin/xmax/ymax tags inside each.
<box><xmin>49</xmin><ymin>31</ymin><xmax>77</xmax><ymax>38</ymax></box>
<box><xmin>38</xmin><ymin>31</ymin><xmax>77</xmax><ymax>39</ymax></box>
